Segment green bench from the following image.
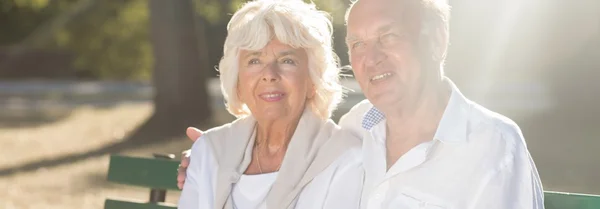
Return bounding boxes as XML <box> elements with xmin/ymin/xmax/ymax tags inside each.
<box><xmin>545</xmin><ymin>191</ymin><xmax>600</xmax><ymax>209</ymax></box>
<box><xmin>105</xmin><ymin>154</ymin><xmax>180</xmax><ymax>209</ymax></box>
<box><xmin>104</xmin><ymin>154</ymin><xmax>600</xmax><ymax>209</ymax></box>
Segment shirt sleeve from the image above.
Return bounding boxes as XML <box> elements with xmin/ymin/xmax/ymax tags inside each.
<box><xmin>321</xmin><ymin>151</ymin><xmax>365</xmax><ymax>209</ymax></box>
<box><xmin>468</xmin><ymin>131</ymin><xmax>544</xmax><ymax>209</ymax></box>
<box><xmin>178</xmin><ymin>135</ymin><xmax>218</xmax><ymax>209</ymax></box>
<box><xmin>338</xmin><ymin>100</ymin><xmax>371</xmax><ymax>139</ymax></box>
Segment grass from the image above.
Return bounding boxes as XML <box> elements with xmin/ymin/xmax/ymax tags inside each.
<box><xmin>0</xmin><ymin>102</ymin><xmax>192</xmax><ymax>209</ymax></box>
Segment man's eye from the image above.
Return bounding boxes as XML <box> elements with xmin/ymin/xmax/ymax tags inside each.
<box><xmin>352</xmin><ymin>42</ymin><xmax>365</xmax><ymax>49</ymax></box>
<box><xmin>381</xmin><ymin>33</ymin><xmax>403</xmax><ymax>44</ymax></box>
<box><xmin>248</xmin><ymin>59</ymin><xmax>260</xmax><ymax>65</ymax></box>
<box><xmin>282</xmin><ymin>58</ymin><xmax>296</xmax><ymax>65</ymax></box>
<box><xmin>381</xmin><ymin>33</ymin><xmax>398</xmax><ymax>43</ymax></box>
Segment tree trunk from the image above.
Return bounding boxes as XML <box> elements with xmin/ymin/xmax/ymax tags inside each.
<box><xmin>148</xmin><ymin>0</ymin><xmax>212</xmax><ymax>133</ymax></box>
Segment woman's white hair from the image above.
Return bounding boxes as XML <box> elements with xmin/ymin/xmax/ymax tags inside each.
<box><xmin>218</xmin><ymin>0</ymin><xmax>344</xmax><ymax>120</ymax></box>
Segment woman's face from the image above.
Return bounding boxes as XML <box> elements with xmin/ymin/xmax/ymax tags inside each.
<box><xmin>237</xmin><ymin>39</ymin><xmax>314</xmax><ymax>122</ymax></box>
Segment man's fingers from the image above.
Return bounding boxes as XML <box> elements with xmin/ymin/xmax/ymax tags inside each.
<box><xmin>177</xmin><ymin>166</ymin><xmax>186</xmax><ymax>189</ymax></box>
<box><xmin>186</xmin><ymin>127</ymin><xmax>204</xmax><ymax>142</ymax></box>
<box><xmin>179</xmin><ymin>127</ymin><xmax>199</xmax><ymax>190</ymax></box>
<box><xmin>180</xmin><ymin>150</ymin><xmax>191</xmax><ymax>167</ymax></box>
<box><xmin>177</xmin><ymin>150</ymin><xmax>191</xmax><ymax>190</ymax></box>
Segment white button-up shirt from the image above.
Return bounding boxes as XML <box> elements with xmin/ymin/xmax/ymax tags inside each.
<box><xmin>339</xmin><ymin>79</ymin><xmax>544</xmax><ymax>209</ymax></box>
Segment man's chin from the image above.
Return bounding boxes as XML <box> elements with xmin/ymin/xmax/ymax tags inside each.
<box><xmin>367</xmin><ymin>93</ymin><xmax>404</xmax><ymax>111</ymax></box>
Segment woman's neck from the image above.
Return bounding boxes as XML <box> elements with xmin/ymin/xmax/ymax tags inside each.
<box><xmin>255</xmin><ymin>115</ymin><xmax>301</xmax><ymax>155</ymax></box>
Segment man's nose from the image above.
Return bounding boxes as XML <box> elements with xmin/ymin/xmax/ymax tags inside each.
<box><xmin>364</xmin><ymin>43</ymin><xmax>386</xmax><ymax>67</ymax></box>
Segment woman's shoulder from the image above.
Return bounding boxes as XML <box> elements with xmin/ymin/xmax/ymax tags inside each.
<box><xmin>189</xmin><ymin>134</ymin><xmax>215</xmax><ymax>160</ymax></box>
<box><xmin>325</xmin><ymin>120</ymin><xmax>362</xmax><ymax>148</ymax></box>
<box><xmin>317</xmin><ymin>120</ymin><xmax>363</xmax><ymax>166</ymax></box>
<box><xmin>196</xmin><ymin>116</ymin><xmax>256</xmax><ymax>162</ymax></box>
<box><xmin>189</xmin><ymin>118</ymin><xmax>246</xmax><ymax>167</ymax></box>
<box><xmin>320</xmin><ymin>133</ymin><xmax>363</xmax><ymax>178</ymax></box>
<box><xmin>203</xmin><ymin>116</ymin><xmax>252</xmax><ymax>137</ymax></box>
<box><xmin>189</xmin><ymin>122</ymin><xmax>235</xmax><ymax>156</ymax></box>
<box><xmin>200</xmin><ymin>115</ymin><xmax>255</xmax><ymax>146</ymax></box>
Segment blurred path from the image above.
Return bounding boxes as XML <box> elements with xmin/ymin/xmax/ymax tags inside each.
<box><xmin>0</xmin><ymin>78</ymin><xmax>552</xmax><ymax>114</ymax></box>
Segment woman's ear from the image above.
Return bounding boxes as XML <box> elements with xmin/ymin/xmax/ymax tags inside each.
<box><xmin>307</xmin><ymin>84</ymin><xmax>317</xmax><ymax>100</ymax></box>
<box><xmin>236</xmin><ymin>83</ymin><xmax>243</xmax><ymax>103</ymax></box>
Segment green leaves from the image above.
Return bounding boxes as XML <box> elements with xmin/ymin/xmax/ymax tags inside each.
<box><xmin>58</xmin><ymin>0</ymin><xmax>151</xmax><ymax>80</ymax></box>
<box><xmin>1</xmin><ymin>0</ymin><xmax>349</xmax><ymax>80</ymax></box>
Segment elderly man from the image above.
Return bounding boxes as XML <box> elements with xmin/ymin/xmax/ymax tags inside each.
<box><xmin>179</xmin><ymin>0</ymin><xmax>544</xmax><ymax>208</ymax></box>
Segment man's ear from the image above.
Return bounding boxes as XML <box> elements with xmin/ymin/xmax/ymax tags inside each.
<box><xmin>419</xmin><ymin>20</ymin><xmax>448</xmax><ymax>63</ymax></box>
<box><xmin>432</xmin><ymin>22</ymin><xmax>448</xmax><ymax>62</ymax></box>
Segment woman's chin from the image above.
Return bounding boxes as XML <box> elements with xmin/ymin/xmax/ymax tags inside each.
<box><xmin>255</xmin><ymin>109</ymin><xmax>292</xmax><ymax>122</ymax></box>
<box><xmin>261</xmin><ymin>112</ymin><xmax>286</xmax><ymax>121</ymax></box>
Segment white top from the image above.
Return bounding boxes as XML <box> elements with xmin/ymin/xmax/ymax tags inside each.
<box><xmin>338</xmin><ymin>79</ymin><xmax>545</xmax><ymax>209</ymax></box>
<box><xmin>231</xmin><ymin>173</ymin><xmax>278</xmax><ymax>209</ymax></box>
<box><xmin>178</xmin><ymin>134</ymin><xmax>364</xmax><ymax>209</ymax></box>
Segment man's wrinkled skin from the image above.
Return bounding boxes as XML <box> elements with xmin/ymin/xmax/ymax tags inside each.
<box><xmin>177</xmin><ymin>127</ymin><xmax>202</xmax><ymax>189</ymax></box>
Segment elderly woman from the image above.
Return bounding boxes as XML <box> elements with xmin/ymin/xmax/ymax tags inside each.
<box><xmin>177</xmin><ymin>0</ymin><xmax>363</xmax><ymax>209</ymax></box>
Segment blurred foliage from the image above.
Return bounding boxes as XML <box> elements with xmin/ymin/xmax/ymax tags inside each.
<box><xmin>0</xmin><ymin>0</ymin><xmax>57</xmax><ymax>45</ymax></box>
<box><xmin>196</xmin><ymin>0</ymin><xmax>347</xmax><ymax>24</ymax></box>
<box><xmin>54</xmin><ymin>0</ymin><xmax>152</xmax><ymax>80</ymax></box>
<box><xmin>0</xmin><ymin>0</ymin><xmax>348</xmax><ymax>80</ymax></box>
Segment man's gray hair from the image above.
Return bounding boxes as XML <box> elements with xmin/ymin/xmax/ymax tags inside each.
<box><xmin>345</xmin><ymin>0</ymin><xmax>451</xmax><ymax>71</ymax></box>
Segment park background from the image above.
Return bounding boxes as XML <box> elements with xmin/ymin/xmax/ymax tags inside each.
<box><xmin>0</xmin><ymin>0</ymin><xmax>598</xmax><ymax>208</ymax></box>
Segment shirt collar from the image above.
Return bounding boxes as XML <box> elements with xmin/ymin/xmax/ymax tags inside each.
<box><xmin>361</xmin><ymin>107</ymin><xmax>385</xmax><ymax>130</ymax></box>
<box><xmin>433</xmin><ymin>78</ymin><xmax>471</xmax><ymax>143</ymax></box>
<box><xmin>361</xmin><ymin>78</ymin><xmax>471</xmax><ymax>144</ymax></box>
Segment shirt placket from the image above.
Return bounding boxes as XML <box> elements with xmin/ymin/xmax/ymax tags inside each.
<box><xmin>366</xmin><ymin>124</ymin><xmax>434</xmax><ymax>209</ymax></box>
<box><xmin>365</xmin><ymin>125</ymin><xmax>389</xmax><ymax>209</ymax></box>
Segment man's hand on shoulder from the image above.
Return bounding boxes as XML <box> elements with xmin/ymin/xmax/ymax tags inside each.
<box><xmin>177</xmin><ymin>127</ymin><xmax>204</xmax><ymax>189</ymax></box>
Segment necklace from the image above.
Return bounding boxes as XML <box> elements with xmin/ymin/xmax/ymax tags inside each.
<box><xmin>255</xmin><ymin>144</ymin><xmax>282</xmax><ymax>174</ymax></box>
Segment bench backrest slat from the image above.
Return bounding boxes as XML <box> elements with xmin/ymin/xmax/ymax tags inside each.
<box><xmin>107</xmin><ymin>155</ymin><xmax>180</xmax><ymax>190</ymax></box>
<box><xmin>105</xmin><ymin>199</ymin><xmax>177</xmax><ymax>209</ymax></box>
<box><xmin>545</xmin><ymin>191</ymin><xmax>600</xmax><ymax>209</ymax></box>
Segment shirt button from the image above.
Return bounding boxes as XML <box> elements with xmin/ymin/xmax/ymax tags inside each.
<box><xmin>370</xmin><ymin>193</ymin><xmax>380</xmax><ymax>201</ymax></box>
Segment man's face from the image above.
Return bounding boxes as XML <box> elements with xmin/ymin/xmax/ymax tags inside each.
<box><xmin>346</xmin><ymin>0</ymin><xmax>427</xmax><ymax>111</ymax></box>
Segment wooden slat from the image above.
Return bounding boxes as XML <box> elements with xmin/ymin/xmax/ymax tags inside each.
<box><xmin>107</xmin><ymin>155</ymin><xmax>180</xmax><ymax>190</ymax></box>
<box><xmin>104</xmin><ymin>199</ymin><xmax>177</xmax><ymax>209</ymax></box>
<box><xmin>545</xmin><ymin>191</ymin><xmax>600</xmax><ymax>209</ymax></box>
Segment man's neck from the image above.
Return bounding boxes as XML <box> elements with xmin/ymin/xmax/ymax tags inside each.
<box><xmin>385</xmin><ymin>82</ymin><xmax>450</xmax><ymax>134</ymax></box>
<box><xmin>382</xmin><ymin>80</ymin><xmax>451</xmax><ymax>170</ymax></box>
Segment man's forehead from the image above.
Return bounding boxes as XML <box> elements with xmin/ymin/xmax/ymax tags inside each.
<box><xmin>346</xmin><ymin>0</ymin><xmax>422</xmax><ymax>32</ymax></box>
<box><xmin>346</xmin><ymin>21</ymin><xmax>401</xmax><ymax>39</ymax></box>
<box><xmin>348</xmin><ymin>0</ymin><xmax>418</xmax><ymax>23</ymax></box>
<box><xmin>351</xmin><ymin>0</ymin><xmax>396</xmax><ymax>14</ymax></box>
